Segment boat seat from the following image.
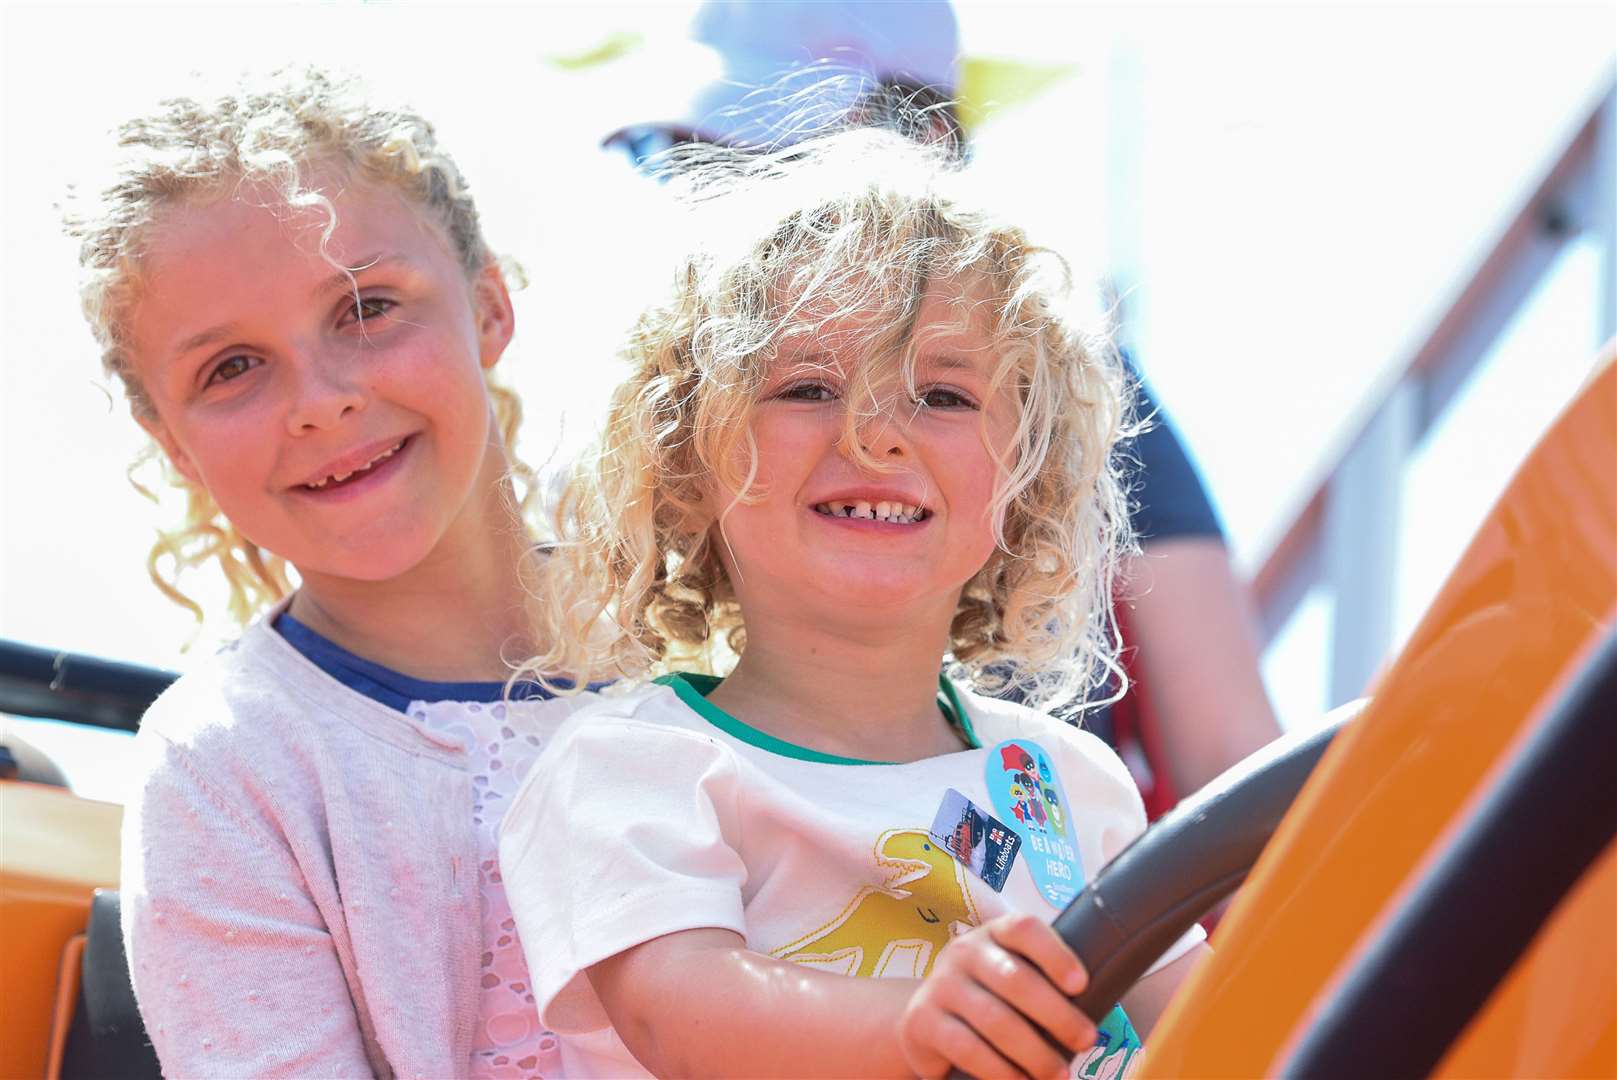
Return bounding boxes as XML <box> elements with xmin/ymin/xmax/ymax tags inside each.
<box><xmin>59</xmin><ymin>890</ymin><xmax>161</xmax><ymax>1080</ymax></box>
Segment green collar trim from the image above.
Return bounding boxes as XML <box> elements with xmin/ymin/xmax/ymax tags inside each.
<box><xmin>655</xmin><ymin>672</ymin><xmax>982</xmax><ymax>766</ymax></box>
<box><xmin>937</xmin><ymin>675</ymin><xmax>981</xmax><ymax>749</ymax></box>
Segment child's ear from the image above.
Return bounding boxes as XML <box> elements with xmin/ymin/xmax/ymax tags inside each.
<box><xmin>133</xmin><ymin>406</ymin><xmax>202</xmax><ymax>487</ymax></box>
<box><xmin>472</xmin><ymin>263</ymin><xmax>515</xmax><ymax>370</ymax></box>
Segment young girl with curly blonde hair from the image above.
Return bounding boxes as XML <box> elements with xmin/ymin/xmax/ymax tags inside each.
<box><xmin>66</xmin><ymin>68</ymin><xmax>596</xmax><ymax>1077</ymax></box>
<box><xmin>500</xmin><ymin>129</ymin><xmax>1209</xmax><ymax>1080</ymax></box>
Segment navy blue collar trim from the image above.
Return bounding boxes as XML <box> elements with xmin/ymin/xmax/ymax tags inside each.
<box><xmin>273</xmin><ymin>610</ymin><xmax>584</xmax><ymax>713</ymax></box>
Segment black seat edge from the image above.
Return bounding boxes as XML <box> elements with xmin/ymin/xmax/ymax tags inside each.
<box><xmin>60</xmin><ymin>889</ymin><xmax>163</xmax><ymax>1080</ymax></box>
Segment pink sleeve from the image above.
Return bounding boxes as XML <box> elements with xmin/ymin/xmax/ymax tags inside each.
<box><xmin>120</xmin><ymin>730</ymin><xmax>379</xmax><ymax>1078</ymax></box>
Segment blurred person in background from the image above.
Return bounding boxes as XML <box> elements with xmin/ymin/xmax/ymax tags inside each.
<box><xmin>600</xmin><ymin>0</ymin><xmax>1280</xmax><ymax>817</ymax></box>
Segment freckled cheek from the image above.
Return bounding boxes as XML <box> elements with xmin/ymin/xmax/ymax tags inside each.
<box><xmin>711</xmin><ymin>506</ymin><xmax>785</xmax><ymax>583</ymax></box>
<box><xmin>383</xmin><ymin>343</ymin><xmax>446</xmax><ymax>387</ymax></box>
<box><xmin>389</xmin><ymin>348</ymin><xmax>492</xmax><ymax>423</ymax></box>
<box><xmin>749</xmin><ymin>422</ymin><xmax>827</xmax><ymax>491</ymax></box>
<box><xmin>182</xmin><ymin>418</ymin><xmax>274</xmax><ymax>492</ymax></box>
<box><xmin>950</xmin><ymin>467</ymin><xmax>1006</xmax><ymax>560</ymax></box>
<box><xmin>963</xmin><ymin>513</ymin><xmax>1003</xmax><ymax>565</ymax></box>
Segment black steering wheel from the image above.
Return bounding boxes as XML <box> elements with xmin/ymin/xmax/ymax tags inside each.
<box><xmin>949</xmin><ymin>702</ymin><xmax>1361</xmax><ymax>1080</ymax></box>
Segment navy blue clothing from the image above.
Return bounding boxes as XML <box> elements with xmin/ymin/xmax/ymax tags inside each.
<box><xmin>1123</xmin><ymin>372</ymin><xmax>1223</xmax><ymax>543</ymax></box>
<box><xmin>272</xmin><ymin>611</ymin><xmax>582</xmax><ymax>713</ymax></box>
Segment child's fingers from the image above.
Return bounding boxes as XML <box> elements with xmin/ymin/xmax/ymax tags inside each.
<box><xmin>912</xmin><ymin>1010</ymin><xmax>1031</xmax><ymax>1080</ymax></box>
<box><xmin>987</xmin><ymin>913</ymin><xmax>1089</xmax><ymax>997</ymax></box>
<box><xmin>941</xmin><ymin>975</ymin><xmax>1077</xmax><ymax>1080</ymax></box>
<box><xmin>957</xmin><ymin>938</ymin><xmax>1096</xmax><ymax>1059</ymax></box>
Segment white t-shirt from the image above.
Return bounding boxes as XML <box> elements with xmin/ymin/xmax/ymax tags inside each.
<box><xmin>500</xmin><ymin>674</ymin><xmax>1204</xmax><ymax>1078</ymax></box>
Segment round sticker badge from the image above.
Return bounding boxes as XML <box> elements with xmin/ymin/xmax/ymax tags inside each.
<box><xmin>984</xmin><ymin>739</ymin><xmax>1084</xmax><ymax>907</ymax></box>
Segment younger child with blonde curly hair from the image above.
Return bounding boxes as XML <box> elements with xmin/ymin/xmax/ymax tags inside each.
<box><xmin>66</xmin><ymin>68</ymin><xmax>596</xmax><ymax>1077</ymax></box>
<box><xmin>500</xmin><ymin>129</ymin><xmax>1208</xmax><ymax>1079</ymax></box>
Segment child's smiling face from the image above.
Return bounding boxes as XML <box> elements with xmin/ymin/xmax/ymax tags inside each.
<box><xmin>709</xmin><ymin>277</ymin><xmax>1019</xmax><ymax>633</ymax></box>
<box><xmin>123</xmin><ymin>172</ymin><xmax>514</xmax><ymax>587</ymax></box>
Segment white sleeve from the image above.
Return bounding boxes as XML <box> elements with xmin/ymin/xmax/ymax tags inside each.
<box><xmin>1060</xmin><ymin>726</ymin><xmax>1208</xmax><ymax>976</ymax></box>
<box><xmin>499</xmin><ymin>712</ymin><xmax>749</xmax><ymax>1035</ymax></box>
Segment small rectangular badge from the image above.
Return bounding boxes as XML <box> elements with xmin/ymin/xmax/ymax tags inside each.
<box><xmin>930</xmin><ymin>787</ymin><xmax>1021</xmax><ymax>892</ymax></box>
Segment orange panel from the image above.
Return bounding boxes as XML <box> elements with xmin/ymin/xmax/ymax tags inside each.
<box><xmin>1434</xmin><ymin>840</ymin><xmax>1616</xmax><ymax>1079</ymax></box>
<box><xmin>45</xmin><ymin>933</ymin><xmax>87</xmax><ymax>1080</ymax></box>
<box><xmin>0</xmin><ymin>782</ymin><xmax>122</xmax><ymax>1080</ymax></box>
<box><xmin>1138</xmin><ymin>352</ymin><xmax>1617</xmax><ymax>1077</ymax></box>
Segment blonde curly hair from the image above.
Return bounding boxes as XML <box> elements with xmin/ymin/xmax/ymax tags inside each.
<box><xmin>528</xmin><ymin>129</ymin><xmax>1135</xmax><ymax>710</ymax></box>
<box><xmin>62</xmin><ymin>67</ymin><xmax>532</xmax><ymax>628</ymax></box>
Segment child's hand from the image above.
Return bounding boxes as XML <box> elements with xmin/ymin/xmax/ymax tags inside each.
<box><xmin>899</xmin><ymin>912</ymin><xmax>1096</xmax><ymax>1080</ymax></box>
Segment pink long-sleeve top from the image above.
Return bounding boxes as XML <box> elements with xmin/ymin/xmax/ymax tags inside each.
<box><xmin>119</xmin><ymin>612</ymin><xmax>597</xmax><ymax>1078</ymax></box>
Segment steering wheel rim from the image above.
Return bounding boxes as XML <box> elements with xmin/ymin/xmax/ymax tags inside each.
<box><xmin>948</xmin><ymin>700</ymin><xmax>1361</xmax><ymax>1080</ymax></box>
<box><xmin>1060</xmin><ymin>701</ymin><xmax>1359</xmax><ymax>1020</ymax></box>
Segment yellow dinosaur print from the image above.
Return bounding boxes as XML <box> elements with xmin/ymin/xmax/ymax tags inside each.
<box><xmin>770</xmin><ymin>829</ymin><xmax>981</xmax><ymax>979</ymax></box>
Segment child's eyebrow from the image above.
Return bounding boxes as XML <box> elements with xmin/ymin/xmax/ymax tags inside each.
<box><xmin>771</xmin><ymin>352</ymin><xmax>842</xmax><ymax>377</ymax></box>
<box><xmin>171</xmin><ymin>255</ymin><xmax>418</xmax><ymax>358</ymax></box>
<box><xmin>309</xmin><ymin>254</ymin><xmax>416</xmax><ymax>299</ymax></box>
<box><xmin>916</xmin><ymin>353</ymin><xmax>986</xmax><ymax>376</ymax></box>
<box><xmin>173</xmin><ymin>322</ymin><xmax>243</xmax><ymax>359</ymax></box>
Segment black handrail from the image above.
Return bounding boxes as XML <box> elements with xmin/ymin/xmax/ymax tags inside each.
<box><xmin>0</xmin><ymin>638</ymin><xmax>178</xmax><ymax>733</ymax></box>
<box><xmin>1281</xmin><ymin>626</ymin><xmax>1617</xmax><ymax>1078</ymax></box>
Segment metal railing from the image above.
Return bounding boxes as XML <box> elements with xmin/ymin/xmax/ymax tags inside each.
<box><xmin>1249</xmin><ymin>78</ymin><xmax>1617</xmax><ymax>706</ymax></box>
